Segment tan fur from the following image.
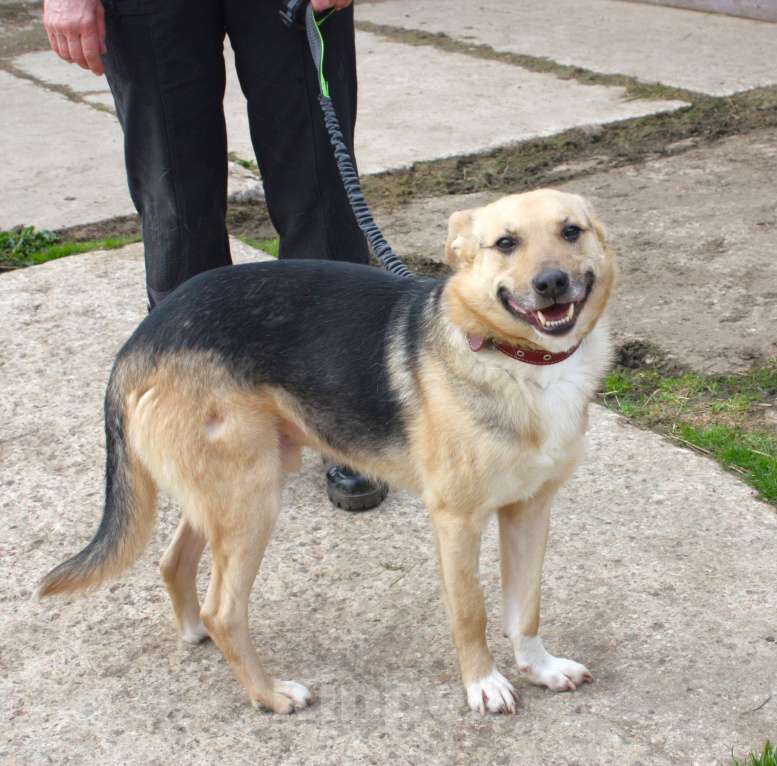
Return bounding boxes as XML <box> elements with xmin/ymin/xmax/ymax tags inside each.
<box><xmin>42</xmin><ymin>189</ymin><xmax>616</xmax><ymax>714</ymax></box>
<box><xmin>36</xmin><ymin>436</ymin><xmax>157</xmax><ymax>598</ymax></box>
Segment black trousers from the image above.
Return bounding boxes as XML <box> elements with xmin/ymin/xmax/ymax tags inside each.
<box><xmin>102</xmin><ymin>0</ymin><xmax>369</xmax><ymax>308</ymax></box>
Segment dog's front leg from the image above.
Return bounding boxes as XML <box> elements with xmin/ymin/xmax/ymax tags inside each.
<box><xmin>430</xmin><ymin>509</ymin><xmax>517</xmax><ymax>714</ymax></box>
<box><xmin>498</xmin><ymin>484</ymin><xmax>592</xmax><ymax>692</ymax></box>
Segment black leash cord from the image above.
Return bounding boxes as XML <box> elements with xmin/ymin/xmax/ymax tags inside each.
<box><xmin>283</xmin><ymin>2</ymin><xmax>414</xmax><ymax>279</ymax></box>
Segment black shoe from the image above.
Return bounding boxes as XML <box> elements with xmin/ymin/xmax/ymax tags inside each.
<box><xmin>325</xmin><ymin>465</ymin><xmax>388</xmax><ymax>511</ymax></box>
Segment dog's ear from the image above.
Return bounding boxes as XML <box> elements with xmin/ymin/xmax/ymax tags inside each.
<box><xmin>590</xmin><ymin>212</ymin><xmax>608</xmax><ymax>248</ymax></box>
<box><xmin>579</xmin><ymin>196</ymin><xmax>608</xmax><ymax>249</ymax></box>
<box><xmin>445</xmin><ymin>209</ymin><xmax>479</xmax><ymax>269</ymax></box>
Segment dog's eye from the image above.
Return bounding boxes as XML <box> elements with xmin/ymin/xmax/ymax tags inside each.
<box><xmin>562</xmin><ymin>224</ymin><xmax>582</xmax><ymax>242</ymax></box>
<box><xmin>495</xmin><ymin>236</ymin><xmax>519</xmax><ymax>253</ymax></box>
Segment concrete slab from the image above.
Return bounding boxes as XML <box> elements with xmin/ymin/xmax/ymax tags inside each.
<box><xmin>12</xmin><ymin>46</ymin><xmax>253</xmax><ymax>159</ymax></box>
<box><xmin>623</xmin><ymin>0</ymin><xmax>777</xmax><ymax>23</ymax></box>
<box><xmin>352</xmin><ymin>31</ymin><xmax>686</xmax><ymax>173</ymax></box>
<box><xmin>356</xmin><ymin>0</ymin><xmax>777</xmax><ymax>96</ymax></box>
<box><xmin>12</xmin><ymin>47</ymin><xmax>112</xmax><ymax>94</ymax></box>
<box><xmin>1</xmin><ymin>64</ymin><xmax>261</xmax><ymax>229</ymax></box>
<box><xmin>12</xmin><ymin>34</ymin><xmax>687</xmax><ymax>191</ymax></box>
<box><xmin>0</xmin><ymin>247</ymin><xmax>775</xmax><ymax>765</ymax></box>
<box><xmin>0</xmin><ymin>68</ymin><xmax>134</xmax><ymax>230</ymax></box>
<box><xmin>373</xmin><ymin>128</ymin><xmax>777</xmax><ymax>372</ymax></box>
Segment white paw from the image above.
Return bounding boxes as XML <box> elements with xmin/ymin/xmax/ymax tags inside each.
<box><xmin>466</xmin><ymin>667</ymin><xmax>518</xmax><ymax>714</ymax></box>
<box><xmin>275</xmin><ymin>680</ymin><xmax>313</xmax><ymax>712</ymax></box>
<box><xmin>180</xmin><ymin>619</ymin><xmax>209</xmax><ymax>645</ymax></box>
<box><xmin>516</xmin><ymin>635</ymin><xmax>592</xmax><ymax>692</ymax></box>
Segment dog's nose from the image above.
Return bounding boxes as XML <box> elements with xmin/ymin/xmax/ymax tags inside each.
<box><xmin>532</xmin><ymin>269</ymin><xmax>570</xmax><ymax>299</ymax></box>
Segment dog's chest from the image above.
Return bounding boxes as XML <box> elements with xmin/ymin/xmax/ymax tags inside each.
<box><xmin>478</xmin><ymin>359</ymin><xmax>592</xmax><ymax>508</ymax></box>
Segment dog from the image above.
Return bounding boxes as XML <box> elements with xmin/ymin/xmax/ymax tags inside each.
<box><xmin>38</xmin><ymin>188</ymin><xmax>616</xmax><ymax>715</ymax></box>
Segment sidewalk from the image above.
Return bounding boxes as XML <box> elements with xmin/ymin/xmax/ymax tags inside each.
<box><xmin>1</xmin><ymin>2</ymin><xmax>775</xmax><ymax>764</ymax></box>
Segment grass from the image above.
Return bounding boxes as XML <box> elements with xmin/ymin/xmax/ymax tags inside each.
<box><xmin>237</xmin><ymin>235</ymin><xmax>279</xmax><ymax>258</ymax></box>
<box><xmin>600</xmin><ymin>347</ymin><xmax>777</xmax><ymax>506</ymax></box>
<box><xmin>1</xmin><ymin>225</ymin><xmax>277</xmax><ymax>270</ymax></box>
<box><xmin>228</xmin><ymin>152</ymin><xmax>259</xmax><ymax>174</ymax></box>
<box><xmin>734</xmin><ymin>741</ymin><xmax>776</xmax><ymax>766</ymax></box>
<box><xmin>1</xmin><ymin>226</ymin><xmax>140</xmax><ymax>268</ymax></box>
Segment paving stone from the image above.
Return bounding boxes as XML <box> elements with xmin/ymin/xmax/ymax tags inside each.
<box><xmin>357</xmin><ymin>0</ymin><xmax>777</xmax><ymax>95</ymax></box>
<box><xmin>0</xmin><ymin>68</ymin><xmax>133</xmax><ymax>231</ymax></box>
<box><xmin>0</xmin><ymin>244</ymin><xmax>775</xmax><ymax>765</ymax></box>
<box><xmin>1</xmin><ymin>67</ymin><xmax>261</xmax><ymax>229</ymax></box>
<box><xmin>351</xmin><ymin>31</ymin><xmax>686</xmax><ymax>173</ymax></box>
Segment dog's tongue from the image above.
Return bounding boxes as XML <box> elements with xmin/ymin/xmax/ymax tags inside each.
<box><xmin>540</xmin><ymin>303</ymin><xmax>571</xmax><ymax>321</ymax></box>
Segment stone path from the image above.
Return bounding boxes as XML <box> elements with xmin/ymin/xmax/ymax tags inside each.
<box><xmin>1</xmin><ymin>2</ymin><xmax>776</xmax><ymax>764</ymax></box>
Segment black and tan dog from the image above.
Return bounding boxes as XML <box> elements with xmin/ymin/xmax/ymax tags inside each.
<box><xmin>38</xmin><ymin>189</ymin><xmax>616</xmax><ymax>715</ymax></box>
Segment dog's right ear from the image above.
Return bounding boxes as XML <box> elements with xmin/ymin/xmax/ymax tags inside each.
<box><xmin>445</xmin><ymin>209</ymin><xmax>479</xmax><ymax>269</ymax></box>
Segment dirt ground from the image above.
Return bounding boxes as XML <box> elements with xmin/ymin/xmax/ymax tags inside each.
<box><xmin>370</xmin><ymin>129</ymin><xmax>777</xmax><ymax>373</ymax></box>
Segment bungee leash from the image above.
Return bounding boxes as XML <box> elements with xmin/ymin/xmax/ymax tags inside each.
<box><xmin>280</xmin><ymin>1</ymin><xmax>414</xmax><ymax>279</ymax></box>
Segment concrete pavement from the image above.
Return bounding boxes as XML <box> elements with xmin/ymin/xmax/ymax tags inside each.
<box><xmin>358</xmin><ymin>0</ymin><xmax>777</xmax><ymax>95</ymax></box>
<box><xmin>1</xmin><ymin>244</ymin><xmax>775</xmax><ymax>766</ymax></box>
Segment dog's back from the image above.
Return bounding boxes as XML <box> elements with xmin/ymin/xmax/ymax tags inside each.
<box><xmin>126</xmin><ymin>260</ymin><xmax>438</xmax><ymax>448</ymax></box>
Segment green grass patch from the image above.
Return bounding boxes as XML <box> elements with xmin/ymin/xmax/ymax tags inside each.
<box><xmin>1</xmin><ymin>226</ymin><xmax>140</xmax><ymax>268</ymax></box>
<box><xmin>1</xmin><ymin>226</ymin><xmax>58</xmax><ymax>264</ymax></box>
<box><xmin>678</xmin><ymin>425</ymin><xmax>777</xmax><ymax>503</ymax></box>
<box><xmin>228</xmin><ymin>152</ymin><xmax>259</xmax><ymax>174</ymax></box>
<box><xmin>601</xmin><ymin>350</ymin><xmax>777</xmax><ymax>505</ymax></box>
<box><xmin>734</xmin><ymin>741</ymin><xmax>776</xmax><ymax>766</ymax></box>
<box><xmin>237</xmin><ymin>235</ymin><xmax>279</xmax><ymax>258</ymax></box>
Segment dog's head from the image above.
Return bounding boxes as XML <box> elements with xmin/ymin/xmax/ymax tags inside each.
<box><xmin>444</xmin><ymin>189</ymin><xmax>616</xmax><ymax>351</ymax></box>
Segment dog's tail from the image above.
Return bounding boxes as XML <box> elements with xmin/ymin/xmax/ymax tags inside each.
<box><xmin>37</xmin><ymin>363</ymin><xmax>157</xmax><ymax>598</ymax></box>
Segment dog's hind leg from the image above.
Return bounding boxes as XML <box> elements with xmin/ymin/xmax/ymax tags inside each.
<box><xmin>160</xmin><ymin>516</ymin><xmax>208</xmax><ymax>644</ymax></box>
<box><xmin>430</xmin><ymin>509</ymin><xmax>517</xmax><ymax>715</ymax></box>
<box><xmin>498</xmin><ymin>479</ymin><xmax>592</xmax><ymax>692</ymax></box>
<box><xmin>198</xmin><ymin>473</ymin><xmax>311</xmax><ymax>714</ymax></box>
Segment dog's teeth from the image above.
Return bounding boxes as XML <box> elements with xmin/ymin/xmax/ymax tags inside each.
<box><xmin>536</xmin><ymin>310</ymin><xmax>548</xmax><ymax>327</ymax></box>
<box><xmin>566</xmin><ymin>303</ymin><xmax>575</xmax><ymax>319</ymax></box>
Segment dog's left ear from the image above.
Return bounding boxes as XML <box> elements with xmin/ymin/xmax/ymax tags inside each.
<box><xmin>579</xmin><ymin>196</ymin><xmax>608</xmax><ymax>248</ymax></box>
<box><xmin>591</xmin><ymin>216</ymin><xmax>608</xmax><ymax>248</ymax></box>
<box><xmin>445</xmin><ymin>209</ymin><xmax>479</xmax><ymax>269</ymax></box>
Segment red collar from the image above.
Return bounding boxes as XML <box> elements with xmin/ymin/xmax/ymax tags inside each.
<box><xmin>467</xmin><ymin>333</ymin><xmax>579</xmax><ymax>366</ymax></box>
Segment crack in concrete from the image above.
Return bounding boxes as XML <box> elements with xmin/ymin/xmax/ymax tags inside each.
<box><xmin>0</xmin><ymin>59</ymin><xmax>115</xmax><ymax>114</ymax></box>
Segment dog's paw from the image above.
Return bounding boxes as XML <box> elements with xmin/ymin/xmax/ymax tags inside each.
<box><xmin>466</xmin><ymin>667</ymin><xmax>518</xmax><ymax>714</ymax></box>
<box><xmin>516</xmin><ymin>636</ymin><xmax>592</xmax><ymax>692</ymax></box>
<box><xmin>259</xmin><ymin>680</ymin><xmax>313</xmax><ymax>715</ymax></box>
<box><xmin>180</xmin><ymin>619</ymin><xmax>210</xmax><ymax>645</ymax></box>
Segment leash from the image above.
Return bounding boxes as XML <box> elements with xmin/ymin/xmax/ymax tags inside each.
<box><xmin>281</xmin><ymin>1</ymin><xmax>413</xmax><ymax>279</ymax></box>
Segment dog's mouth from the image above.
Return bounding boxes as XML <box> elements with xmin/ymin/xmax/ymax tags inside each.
<box><xmin>498</xmin><ymin>277</ymin><xmax>594</xmax><ymax>337</ymax></box>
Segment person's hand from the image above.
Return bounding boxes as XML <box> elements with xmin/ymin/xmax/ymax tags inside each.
<box><xmin>43</xmin><ymin>0</ymin><xmax>106</xmax><ymax>76</ymax></box>
<box><xmin>311</xmin><ymin>0</ymin><xmax>353</xmax><ymax>11</ymax></box>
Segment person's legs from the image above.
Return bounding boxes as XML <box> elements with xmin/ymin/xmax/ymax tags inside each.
<box><xmin>226</xmin><ymin>3</ymin><xmax>383</xmax><ymax>510</ymax></box>
<box><xmin>102</xmin><ymin>0</ymin><xmax>232</xmax><ymax>309</ymax></box>
<box><xmin>225</xmin><ymin>2</ymin><xmax>369</xmax><ymax>263</ymax></box>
